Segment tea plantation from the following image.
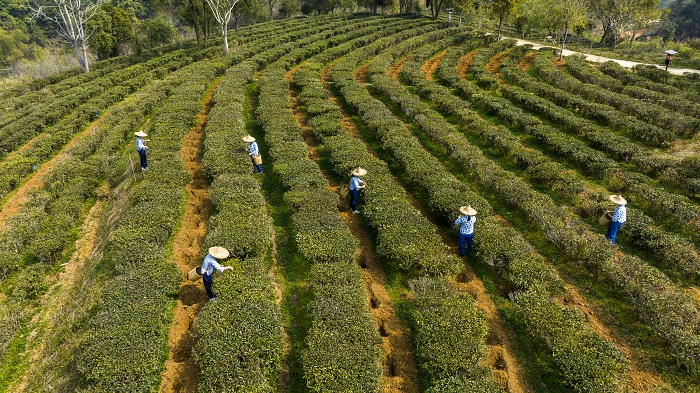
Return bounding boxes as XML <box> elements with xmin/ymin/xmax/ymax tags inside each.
<box><xmin>0</xmin><ymin>13</ymin><xmax>699</xmax><ymax>393</ymax></box>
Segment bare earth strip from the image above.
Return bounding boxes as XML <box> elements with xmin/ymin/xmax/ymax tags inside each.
<box><xmin>419</xmin><ymin>49</ymin><xmax>448</xmax><ymax>82</ymax></box>
<box><xmin>357</xmin><ymin>59</ymin><xmax>531</xmax><ymax>393</ymax></box>
<box><xmin>291</xmin><ymin>63</ymin><xmax>421</xmax><ymax>393</ymax></box>
<box><xmin>0</xmin><ymin>112</ymin><xmax>108</xmax><ymax>231</ymax></box>
<box><xmin>158</xmin><ymin>78</ymin><xmax>220</xmax><ymax>393</ymax></box>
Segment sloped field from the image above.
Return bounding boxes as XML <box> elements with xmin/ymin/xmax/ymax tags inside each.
<box><xmin>0</xmin><ymin>13</ymin><xmax>699</xmax><ymax>393</ymax></box>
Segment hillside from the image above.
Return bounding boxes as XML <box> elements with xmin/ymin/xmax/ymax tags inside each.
<box><xmin>0</xmin><ymin>14</ymin><xmax>699</xmax><ymax>393</ymax></box>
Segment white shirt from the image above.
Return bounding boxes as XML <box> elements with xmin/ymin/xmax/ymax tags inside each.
<box><xmin>136</xmin><ymin>136</ymin><xmax>146</xmax><ymax>151</ymax></box>
<box><xmin>201</xmin><ymin>254</ymin><xmax>225</xmax><ymax>276</ymax></box>
<box><xmin>349</xmin><ymin>176</ymin><xmax>365</xmax><ymax>191</ymax></box>
<box><xmin>248</xmin><ymin>141</ymin><xmax>259</xmax><ymax>157</ymax></box>
<box><xmin>612</xmin><ymin>205</ymin><xmax>626</xmax><ymax>223</ymax></box>
<box><xmin>455</xmin><ymin>215</ymin><xmax>476</xmax><ymax>235</ymax></box>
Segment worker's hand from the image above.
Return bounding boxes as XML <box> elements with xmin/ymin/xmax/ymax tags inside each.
<box><xmin>223</xmin><ymin>266</ymin><xmax>234</xmax><ymax>272</ymax></box>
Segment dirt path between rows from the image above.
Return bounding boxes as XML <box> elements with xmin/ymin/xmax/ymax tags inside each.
<box><xmin>293</xmin><ymin>63</ymin><xmax>420</xmax><ymax>393</ymax></box>
<box><xmin>420</xmin><ymin>49</ymin><xmax>448</xmax><ymax>82</ymax></box>
<box><xmin>486</xmin><ymin>49</ymin><xmax>510</xmax><ymax>83</ymax></box>
<box><xmin>387</xmin><ymin>56</ymin><xmax>409</xmax><ymax>80</ymax></box>
<box><xmin>0</xmin><ymin>111</ymin><xmax>109</xmax><ymax>231</ymax></box>
<box><xmin>456</xmin><ymin>49</ymin><xmax>480</xmax><ymax>80</ymax></box>
<box><xmin>158</xmin><ymin>78</ymin><xmax>220</xmax><ymax>393</ymax></box>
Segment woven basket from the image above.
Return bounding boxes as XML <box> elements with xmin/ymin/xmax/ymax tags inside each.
<box><xmin>253</xmin><ymin>154</ymin><xmax>263</xmax><ymax>165</ymax></box>
<box><xmin>599</xmin><ymin>213</ymin><xmax>611</xmax><ymax>226</ymax></box>
<box><xmin>187</xmin><ymin>266</ymin><xmax>202</xmax><ymax>281</ymax></box>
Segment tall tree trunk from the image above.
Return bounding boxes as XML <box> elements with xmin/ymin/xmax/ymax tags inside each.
<box><xmin>222</xmin><ymin>24</ymin><xmax>228</xmax><ymax>54</ymax></box>
<box><xmin>559</xmin><ymin>24</ymin><xmax>568</xmax><ymax>61</ymax></box>
<box><xmin>497</xmin><ymin>14</ymin><xmax>504</xmax><ymax>40</ymax></box>
<box><xmin>268</xmin><ymin>2</ymin><xmax>273</xmax><ymax>20</ymax></box>
<box><xmin>189</xmin><ymin>0</ymin><xmax>202</xmax><ymax>44</ymax></box>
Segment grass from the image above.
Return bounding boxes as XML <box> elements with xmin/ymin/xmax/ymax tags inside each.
<box><xmin>247</xmin><ymin>81</ymin><xmax>312</xmax><ymax>393</ymax></box>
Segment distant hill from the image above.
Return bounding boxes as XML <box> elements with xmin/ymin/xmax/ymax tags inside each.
<box><xmin>662</xmin><ymin>0</ymin><xmax>700</xmax><ymax>39</ymax></box>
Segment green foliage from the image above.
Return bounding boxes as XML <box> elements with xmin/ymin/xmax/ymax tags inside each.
<box><xmin>137</xmin><ymin>17</ymin><xmax>177</xmax><ymax>51</ymax></box>
<box><xmin>87</xmin><ymin>4</ymin><xmax>135</xmax><ymax>60</ymax></box>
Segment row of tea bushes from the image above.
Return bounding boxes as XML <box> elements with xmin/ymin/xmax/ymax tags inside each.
<box><xmin>421</xmin><ymin>43</ymin><xmax>700</xmax><ymax>281</ymax></box>
<box><xmin>255</xmin><ymin>18</ymin><xmax>419</xmax><ymax>391</ymax></box>
<box><xmin>328</xmin><ymin>25</ymin><xmax>462</xmax><ymax>277</ymax></box>
<box><xmin>409</xmin><ymin>276</ymin><xmax>504</xmax><ymax>393</ymax></box>
<box><xmin>411</xmin><ymin>42</ymin><xmax>700</xmax><ymax>374</ymax></box>
<box><xmin>443</xmin><ymin>47</ymin><xmax>700</xmax><ymax>243</ymax></box>
<box><xmin>296</xmin><ymin>31</ymin><xmax>499</xmax><ymax>391</ymax></box>
<box><xmin>74</xmin><ymin>58</ymin><xmax>229</xmax><ymax>392</ymax></box>
<box><xmin>193</xmin><ymin>15</ymin><xmax>387</xmax><ymax>392</ymax></box>
<box><xmin>0</xmin><ymin>52</ymin><xmax>195</xmax><ymax>202</ymax></box>
<box><xmin>363</xmin><ymin>36</ymin><xmax>627</xmax><ymax>393</ymax></box>
<box><xmin>564</xmin><ymin>56</ymin><xmax>700</xmax><ymax>119</ymax></box>
<box><xmin>633</xmin><ymin>64</ymin><xmax>700</xmax><ymax>94</ymax></box>
<box><xmin>598</xmin><ymin>61</ymin><xmax>680</xmax><ymax>94</ymax></box>
<box><xmin>498</xmin><ymin>54</ymin><xmax>675</xmax><ymax>173</ymax></box>
<box><xmin>0</xmin><ymin>38</ymin><xmax>224</xmax><ymax>389</ymax></box>
<box><xmin>531</xmin><ymin>52</ymin><xmax>699</xmax><ymax>138</ymax></box>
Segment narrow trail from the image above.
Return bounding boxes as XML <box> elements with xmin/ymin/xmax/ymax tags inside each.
<box><xmin>486</xmin><ymin>49</ymin><xmax>510</xmax><ymax>82</ymax></box>
<box><xmin>518</xmin><ymin>52</ymin><xmax>535</xmax><ymax>71</ymax></box>
<box><xmin>419</xmin><ymin>49</ymin><xmax>448</xmax><ymax>82</ymax></box>
<box><xmin>456</xmin><ymin>49</ymin><xmax>480</xmax><ymax>80</ymax></box>
<box><xmin>387</xmin><ymin>56</ymin><xmax>409</xmax><ymax>79</ymax></box>
<box><xmin>430</xmin><ymin>49</ymin><xmax>669</xmax><ymax>392</ymax></box>
<box><xmin>504</xmin><ymin>37</ymin><xmax>700</xmax><ymax>76</ymax></box>
<box><xmin>292</xmin><ymin>64</ymin><xmax>420</xmax><ymax>393</ymax></box>
<box><xmin>0</xmin><ymin>110</ymin><xmax>109</xmax><ymax>231</ymax></box>
<box><xmin>358</xmin><ymin>58</ymin><xmax>534</xmax><ymax>393</ymax></box>
<box><xmin>12</xmin><ymin>197</ymin><xmax>106</xmax><ymax>393</ymax></box>
<box><xmin>158</xmin><ymin>78</ymin><xmax>220</xmax><ymax>393</ymax></box>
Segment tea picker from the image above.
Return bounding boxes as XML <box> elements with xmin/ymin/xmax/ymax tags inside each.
<box><xmin>454</xmin><ymin>205</ymin><xmax>477</xmax><ymax>256</ymax></box>
<box><xmin>134</xmin><ymin>130</ymin><xmax>149</xmax><ymax>171</ymax></box>
<box><xmin>349</xmin><ymin>167</ymin><xmax>367</xmax><ymax>214</ymax></box>
<box><xmin>243</xmin><ymin>135</ymin><xmax>263</xmax><ymax>174</ymax></box>
<box><xmin>199</xmin><ymin>246</ymin><xmax>234</xmax><ymax>301</ymax></box>
<box><xmin>604</xmin><ymin>195</ymin><xmax>627</xmax><ymax>245</ymax></box>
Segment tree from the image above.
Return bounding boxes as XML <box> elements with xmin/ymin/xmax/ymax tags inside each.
<box><xmin>279</xmin><ymin>0</ymin><xmax>300</xmax><ymax>16</ymax></box>
<box><xmin>232</xmin><ymin>0</ymin><xmax>261</xmax><ymax>31</ymax></box>
<box><xmin>426</xmin><ymin>0</ymin><xmax>450</xmax><ymax>19</ymax></box>
<box><xmin>204</xmin><ymin>0</ymin><xmax>239</xmax><ymax>53</ymax></box>
<box><xmin>586</xmin><ymin>0</ymin><xmax>660</xmax><ymax>49</ymax></box>
<box><xmin>264</xmin><ymin>0</ymin><xmax>278</xmax><ymax>20</ymax></box>
<box><xmin>522</xmin><ymin>0</ymin><xmax>587</xmax><ymax>59</ymax></box>
<box><xmin>671</xmin><ymin>0</ymin><xmax>700</xmax><ymax>39</ymax></box>
<box><xmin>488</xmin><ymin>0</ymin><xmax>525</xmax><ymax>40</ymax></box>
<box><xmin>29</xmin><ymin>0</ymin><xmax>106</xmax><ymax>72</ymax></box>
<box><xmin>138</xmin><ymin>16</ymin><xmax>176</xmax><ymax>49</ymax></box>
<box><xmin>87</xmin><ymin>4</ymin><xmax>134</xmax><ymax>60</ymax></box>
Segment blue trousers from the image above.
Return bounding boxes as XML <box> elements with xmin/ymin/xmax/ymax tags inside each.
<box><xmin>203</xmin><ymin>273</ymin><xmax>215</xmax><ymax>299</ymax></box>
<box><xmin>606</xmin><ymin>221</ymin><xmax>623</xmax><ymax>244</ymax></box>
<box><xmin>138</xmin><ymin>149</ymin><xmax>147</xmax><ymax>170</ymax></box>
<box><xmin>349</xmin><ymin>189</ymin><xmax>359</xmax><ymax>211</ymax></box>
<box><xmin>458</xmin><ymin>233</ymin><xmax>474</xmax><ymax>256</ymax></box>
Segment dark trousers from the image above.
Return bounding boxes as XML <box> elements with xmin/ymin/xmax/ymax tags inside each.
<box><xmin>203</xmin><ymin>273</ymin><xmax>215</xmax><ymax>299</ymax></box>
<box><xmin>606</xmin><ymin>221</ymin><xmax>623</xmax><ymax>244</ymax></box>
<box><xmin>138</xmin><ymin>149</ymin><xmax>147</xmax><ymax>170</ymax></box>
<box><xmin>458</xmin><ymin>233</ymin><xmax>474</xmax><ymax>256</ymax></box>
<box><xmin>349</xmin><ymin>189</ymin><xmax>359</xmax><ymax>211</ymax></box>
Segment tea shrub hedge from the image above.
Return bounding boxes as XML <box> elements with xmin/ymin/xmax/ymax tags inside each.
<box><xmin>424</xmin><ymin>42</ymin><xmax>700</xmax><ymax>373</ymax></box>
<box><xmin>366</xmin><ymin>37</ymin><xmax>626</xmax><ymax>392</ymax></box>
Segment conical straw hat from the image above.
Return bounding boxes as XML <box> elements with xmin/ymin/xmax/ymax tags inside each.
<box><xmin>608</xmin><ymin>195</ymin><xmax>627</xmax><ymax>206</ymax></box>
<box><xmin>351</xmin><ymin>167</ymin><xmax>367</xmax><ymax>176</ymax></box>
<box><xmin>242</xmin><ymin>135</ymin><xmax>256</xmax><ymax>142</ymax></box>
<box><xmin>459</xmin><ymin>205</ymin><xmax>477</xmax><ymax>215</ymax></box>
<box><xmin>208</xmin><ymin>246</ymin><xmax>230</xmax><ymax>259</ymax></box>
<box><xmin>134</xmin><ymin>130</ymin><xmax>148</xmax><ymax>137</ymax></box>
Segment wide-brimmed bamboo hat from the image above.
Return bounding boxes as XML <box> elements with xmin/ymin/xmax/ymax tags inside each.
<box><xmin>459</xmin><ymin>205</ymin><xmax>477</xmax><ymax>216</ymax></box>
<box><xmin>208</xmin><ymin>246</ymin><xmax>230</xmax><ymax>259</ymax></box>
<box><xmin>242</xmin><ymin>135</ymin><xmax>256</xmax><ymax>142</ymax></box>
<box><xmin>351</xmin><ymin>167</ymin><xmax>367</xmax><ymax>177</ymax></box>
<box><xmin>608</xmin><ymin>195</ymin><xmax>627</xmax><ymax>206</ymax></box>
<box><xmin>134</xmin><ymin>130</ymin><xmax>148</xmax><ymax>137</ymax></box>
